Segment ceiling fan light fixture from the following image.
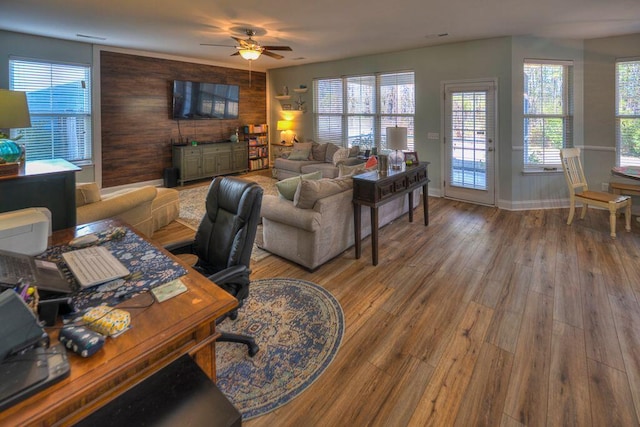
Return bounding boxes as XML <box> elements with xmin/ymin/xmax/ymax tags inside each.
<box><xmin>238</xmin><ymin>47</ymin><xmax>262</xmax><ymax>60</ymax></box>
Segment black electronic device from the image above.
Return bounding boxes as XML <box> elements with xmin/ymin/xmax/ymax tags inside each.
<box><xmin>172</xmin><ymin>80</ymin><xmax>239</xmax><ymax>120</ymax></box>
<box><xmin>0</xmin><ymin>249</ymin><xmax>72</xmax><ymax>295</ymax></box>
<box><xmin>0</xmin><ymin>290</ymin><xmax>50</xmax><ymax>362</ymax></box>
<box><xmin>0</xmin><ymin>344</ymin><xmax>70</xmax><ymax>411</ymax></box>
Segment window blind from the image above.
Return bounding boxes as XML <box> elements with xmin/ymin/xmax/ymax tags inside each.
<box><xmin>314</xmin><ymin>71</ymin><xmax>415</xmax><ymax>151</ymax></box>
<box><xmin>616</xmin><ymin>59</ymin><xmax>640</xmax><ymax>166</ymax></box>
<box><xmin>523</xmin><ymin>61</ymin><xmax>573</xmax><ymax>167</ymax></box>
<box><xmin>9</xmin><ymin>58</ymin><xmax>92</xmax><ymax>163</ymax></box>
<box><xmin>313</xmin><ymin>78</ymin><xmax>343</xmax><ymax>145</ymax></box>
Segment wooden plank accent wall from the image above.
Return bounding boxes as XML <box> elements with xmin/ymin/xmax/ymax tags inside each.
<box><xmin>100</xmin><ymin>51</ymin><xmax>266</xmax><ymax>188</ymax></box>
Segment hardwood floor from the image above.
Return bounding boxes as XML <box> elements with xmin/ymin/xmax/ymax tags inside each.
<box><xmin>155</xmin><ymin>195</ymin><xmax>640</xmax><ymax>426</ymax></box>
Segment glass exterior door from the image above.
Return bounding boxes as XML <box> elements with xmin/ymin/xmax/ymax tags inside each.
<box><xmin>444</xmin><ymin>81</ymin><xmax>496</xmax><ymax>205</ymax></box>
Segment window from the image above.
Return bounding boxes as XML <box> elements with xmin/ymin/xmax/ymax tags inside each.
<box><xmin>523</xmin><ymin>60</ymin><xmax>573</xmax><ymax>168</ymax></box>
<box><xmin>617</xmin><ymin>59</ymin><xmax>640</xmax><ymax>166</ymax></box>
<box><xmin>9</xmin><ymin>58</ymin><xmax>92</xmax><ymax>163</ymax></box>
<box><xmin>313</xmin><ymin>71</ymin><xmax>415</xmax><ymax>151</ymax></box>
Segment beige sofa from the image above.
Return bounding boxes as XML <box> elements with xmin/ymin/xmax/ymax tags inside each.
<box><xmin>76</xmin><ymin>183</ymin><xmax>179</xmax><ymax>237</ymax></box>
<box><xmin>261</xmin><ymin>176</ymin><xmax>418</xmax><ymax>270</ymax></box>
<box><xmin>273</xmin><ymin>141</ymin><xmax>364</xmax><ymax>180</ymax></box>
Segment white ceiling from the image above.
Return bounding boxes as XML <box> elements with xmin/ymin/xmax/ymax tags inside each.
<box><xmin>2</xmin><ymin>0</ymin><xmax>640</xmax><ymax>71</ymax></box>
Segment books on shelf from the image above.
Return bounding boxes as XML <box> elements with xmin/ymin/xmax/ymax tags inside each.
<box><xmin>249</xmin><ymin>158</ymin><xmax>268</xmax><ymax>170</ymax></box>
<box><xmin>244</xmin><ymin>124</ymin><xmax>268</xmax><ymax>134</ymax></box>
<box><xmin>248</xmin><ymin>146</ymin><xmax>268</xmax><ymax>159</ymax></box>
<box><xmin>248</xmin><ymin>135</ymin><xmax>267</xmax><ymax>146</ymax></box>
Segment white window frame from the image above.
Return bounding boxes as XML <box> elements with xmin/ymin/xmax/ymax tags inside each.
<box><xmin>616</xmin><ymin>58</ymin><xmax>640</xmax><ymax>167</ymax></box>
<box><xmin>523</xmin><ymin>59</ymin><xmax>573</xmax><ymax>169</ymax></box>
<box><xmin>9</xmin><ymin>57</ymin><xmax>92</xmax><ymax>164</ymax></box>
<box><xmin>313</xmin><ymin>71</ymin><xmax>415</xmax><ymax>151</ymax></box>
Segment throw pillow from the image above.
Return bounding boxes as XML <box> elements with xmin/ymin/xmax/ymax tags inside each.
<box><xmin>338</xmin><ymin>162</ymin><xmax>367</xmax><ymax>177</ymax></box>
<box><xmin>312</xmin><ymin>142</ymin><xmax>328</xmax><ymax>161</ymax></box>
<box><xmin>365</xmin><ymin>156</ymin><xmax>378</xmax><ymax>168</ymax></box>
<box><xmin>325</xmin><ymin>143</ymin><xmax>340</xmax><ymax>163</ymax></box>
<box><xmin>348</xmin><ymin>146</ymin><xmax>360</xmax><ymax>157</ymax></box>
<box><xmin>287</xmin><ymin>142</ymin><xmax>313</xmax><ymax>161</ymax></box>
<box><xmin>294</xmin><ymin>177</ymin><xmax>354</xmax><ymax>209</ymax></box>
<box><xmin>275</xmin><ymin>171</ymin><xmax>323</xmax><ymax>201</ymax></box>
<box><xmin>75</xmin><ymin>182</ymin><xmax>102</xmax><ymax>207</ymax></box>
<box><xmin>332</xmin><ymin>147</ymin><xmax>349</xmax><ymax>166</ymax></box>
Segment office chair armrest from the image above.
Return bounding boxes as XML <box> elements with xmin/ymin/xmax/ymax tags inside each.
<box><xmin>165</xmin><ymin>238</ymin><xmax>195</xmax><ymax>254</ymax></box>
<box><xmin>207</xmin><ymin>265</ymin><xmax>249</xmax><ymax>287</ymax></box>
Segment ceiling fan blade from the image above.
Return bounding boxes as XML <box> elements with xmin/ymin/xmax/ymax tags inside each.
<box><xmin>262</xmin><ymin>46</ymin><xmax>292</xmax><ymax>51</ymax></box>
<box><xmin>262</xmin><ymin>50</ymin><xmax>284</xmax><ymax>60</ymax></box>
<box><xmin>230</xmin><ymin>52</ymin><xmax>240</xmax><ymax>56</ymax></box>
<box><xmin>200</xmin><ymin>43</ymin><xmax>236</xmax><ymax>47</ymax></box>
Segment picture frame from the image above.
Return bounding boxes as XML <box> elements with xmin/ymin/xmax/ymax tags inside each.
<box><xmin>282</xmin><ymin>104</ymin><xmax>292</xmax><ymax>110</ymax></box>
<box><xmin>404</xmin><ymin>151</ymin><xmax>419</xmax><ymax>166</ymax></box>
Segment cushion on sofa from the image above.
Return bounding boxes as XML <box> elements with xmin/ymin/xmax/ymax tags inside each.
<box><xmin>294</xmin><ymin>177</ymin><xmax>354</xmax><ymax>209</ymax></box>
<box><xmin>275</xmin><ymin>171</ymin><xmax>323</xmax><ymax>201</ymax></box>
<box><xmin>76</xmin><ymin>183</ymin><xmax>102</xmax><ymax>207</ymax></box>
<box><xmin>288</xmin><ymin>142</ymin><xmax>313</xmax><ymax>160</ymax></box>
<box><xmin>338</xmin><ymin>162</ymin><xmax>368</xmax><ymax>177</ymax></box>
<box><xmin>348</xmin><ymin>146</ymin><xmax>360</xmax><ymax>157</ymax></box>
<box><xmin>312</xmin><ymin>142</ymin><xmax>328</xmax><ymax>161</ymax></box>
<box><xmin>325</xmin><ymin>143</ymin><xmax>340</xmax><ymax>163</ymax></box>
<box><xmin>365</xmin><ymin>156</ymin><xmax>378</xmax><ymax>168</ymax></box>
<box><xmin>332</xmin><ymin>147</ymin><xmax>349</xmax><ymax>166</ymax></box>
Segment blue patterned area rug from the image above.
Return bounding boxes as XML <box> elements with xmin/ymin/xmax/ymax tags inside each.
<box><xmin>216</xmin><ymin>278</ymin><xmax>345</xmax><ymax>420</ymax></box>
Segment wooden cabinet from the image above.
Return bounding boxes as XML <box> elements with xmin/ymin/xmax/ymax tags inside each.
<box><xmin>173</xmin><ymin>142</ymin><xmax>248</xmax><ymax>185</ymax></box>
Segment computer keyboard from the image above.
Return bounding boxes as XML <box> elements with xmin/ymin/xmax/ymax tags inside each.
<box><xmin>62</xmin><ymin>246</ymin><xmax>130</xmax><ymax>288</ymax></box>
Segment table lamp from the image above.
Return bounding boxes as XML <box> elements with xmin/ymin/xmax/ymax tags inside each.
<box><xmin>0</xmin><ymin>90</ymin><xmax>31</xmax><ymax>174</ymax></box>
<box><xmin>386</xmin><ymin>126</ymin><xmax>407</xmax><ymax>170</ymax></box>
<box><xmin>277</xmin><ymin>120</ymin><xmax>295</xmax><ymax>145</ymax></box>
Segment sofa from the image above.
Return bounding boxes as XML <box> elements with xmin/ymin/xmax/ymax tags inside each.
<box><xmin>273</xmin><ymin>141</ymin><xmax>365</xmax><ymax>180</ymax></box>
<box><xmin>75</xmin><ymin>183</ymin><xmax>180</xmax><ymax>237</ymax></box>
<box><xmin>261</xmin><ymin>174</ymin><xmax>418</xmax><ymax>270</ymax></box>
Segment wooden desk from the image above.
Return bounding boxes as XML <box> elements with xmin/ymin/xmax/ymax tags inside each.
<box><xmin>0</xmin><ymin>159</ymin><xmax>80</xmax><ymax>231</ymax></box>
<box><xmin>353</xmin><ymin>162</ymin><xmax>430</xmax><ymax>265</ymax></box>
<box><xmin>0</xmin><ymin>219</ymin><xmax>238</xmax><ymax>426</ymax></box>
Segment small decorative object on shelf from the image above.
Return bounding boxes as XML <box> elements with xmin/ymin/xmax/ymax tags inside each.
<box><xmin>404</xmin><ymin>151</ymin><xmax>419</xmax><ymax>166</ymax></box>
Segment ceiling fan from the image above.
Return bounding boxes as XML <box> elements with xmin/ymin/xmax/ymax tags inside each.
<box><xmin>201</xmin><ymin>29</ymin><xmax>292</xmax><ymax>61</ymax></box>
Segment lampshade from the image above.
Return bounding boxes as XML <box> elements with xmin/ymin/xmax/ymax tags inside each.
<box><xmin>238</xmin><ymin>48</ymin><xmax>262</xmax><ymax>61</ymax></box>
<box><xmin>0</xmin><ymin>90</ymin><xmax>31</xmax><ymax>129</ymax></box>
<box><xmin>386</xmin><ymin>127</ymin><xmax>407</xmax><ymax>151</ymax></box>
<box><xmin>277</xmin><ymin>120</ymin><xmax>293</xmax><ymax>131</ymax></box>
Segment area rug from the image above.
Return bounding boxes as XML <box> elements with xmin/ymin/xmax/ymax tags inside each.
<box><xmin>176</xmin><ymin>175</ymin><xmax>278</xmax><ymax>262</ymax></box>
<box><xmin>216</xmin><ymin>278</ymin><xmax>345</xmax><ymax>420</ymax></box>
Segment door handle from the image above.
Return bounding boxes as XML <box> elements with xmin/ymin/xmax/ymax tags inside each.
<box><xmin>487</xmin><ymin>148</ymin><xmax>494</xmax><ymax>152</ymax></box>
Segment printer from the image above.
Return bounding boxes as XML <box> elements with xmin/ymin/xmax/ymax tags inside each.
<box><xmin>0</xmin><ymin>208</ymin><xmax>51</xmax><ymax>256</ymax></box>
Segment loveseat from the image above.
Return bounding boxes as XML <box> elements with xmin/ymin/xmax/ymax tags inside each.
<box><xmin>261</xmin><ymin>174</ymin><xmax>418</xmax><ymax>270</ymax></box>
<box><xmin>273</xmin><ymin>141</ymin><xmax>365</xmax><ymax>180</ymax></box>
<box><xmin>76</xmin><ymin>183</ymin><xmax>180</xmax><ymax>237</ymax></box>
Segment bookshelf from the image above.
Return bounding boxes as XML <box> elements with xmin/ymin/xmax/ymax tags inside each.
<box><xmin>245</xmin><ymin>124</ymin><xmax>269</xmax><ymax>171</ymax></box>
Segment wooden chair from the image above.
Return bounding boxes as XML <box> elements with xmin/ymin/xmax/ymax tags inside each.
<box><xmin>560</xmin><ymin>148</ymin><xmax>632</xmax><ymax>238</ymax></box>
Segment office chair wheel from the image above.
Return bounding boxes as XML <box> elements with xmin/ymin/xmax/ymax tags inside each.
<box><xmin>248</xmin><ymin>342</ymin><xmax>259</xmax><ymax>357</ymax></box>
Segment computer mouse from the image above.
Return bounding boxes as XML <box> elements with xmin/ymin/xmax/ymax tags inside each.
<box><xmin>69</xmin><ymin>234</ymin><xmax>99</xmax><ymax>248</ymax></box>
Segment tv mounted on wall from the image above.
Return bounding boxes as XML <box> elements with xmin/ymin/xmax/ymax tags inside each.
<box><xmin>172</xmin><ymin>80</ymin><xmax>239</xmax><ymax>120</ymax></box>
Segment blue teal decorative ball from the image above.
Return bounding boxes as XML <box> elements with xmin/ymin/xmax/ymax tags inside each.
<box><xmin>0</xmin><ymin>139</ymin><xmax>21</xmax><ymax>163</ymax></box>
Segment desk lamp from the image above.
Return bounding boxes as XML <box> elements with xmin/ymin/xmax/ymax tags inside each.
<box><xmin>0</xmin><ymin>90</ymin><xmax>31</xmax><ymax>175</ymax></box>
<box><xmin>386</xmin><ymin>126</ymin><xmax>407</xmax><ymax>170</ymax></box>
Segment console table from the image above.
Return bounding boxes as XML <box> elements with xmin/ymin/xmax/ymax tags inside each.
<box><xmin>0</xmin><ymin>159</ymin><xmax>80</xmax><ymax>231</ymax></box>
<box><xmin>352</xmin><ymin>162</ymin><xmax>430</xmax><ymax>265</ymax></box>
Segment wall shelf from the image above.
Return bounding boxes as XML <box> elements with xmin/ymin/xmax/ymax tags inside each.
<box><xmin>293</xmin><ymin>88</ymin><xmax>308</xmax><ymax>94</ymax></box>
<box><xmin>275</xmin><ymin>95</ymin><xmax>291</xmax><ymax>100</ymax></box>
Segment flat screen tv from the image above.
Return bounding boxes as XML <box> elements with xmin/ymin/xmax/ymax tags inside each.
<box><xmin>172</xmin><ymin>80</ymin><xmax>239</xmax><ymax>120</ymax></box>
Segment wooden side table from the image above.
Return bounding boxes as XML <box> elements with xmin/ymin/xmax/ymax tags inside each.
<box><xmin>352</xmin><ymin>162</ymin><xmax>430</xmax><ymax>265</ymax></box>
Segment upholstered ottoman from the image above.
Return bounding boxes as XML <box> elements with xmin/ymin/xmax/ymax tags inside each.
<box><xmin>151</xmin><ymin>187</ymin><xmax>180</xmax><ymax>231</ymax></box>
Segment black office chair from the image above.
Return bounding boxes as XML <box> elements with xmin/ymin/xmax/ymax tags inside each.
<box><xmin>168</xmin><ymin>176</ymin><xmax>263</xmax><ymax>357</ymax></box>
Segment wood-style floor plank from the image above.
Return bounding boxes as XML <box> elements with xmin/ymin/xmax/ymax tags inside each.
<box><xmin>151</xmin><ymin>186</ymin><xmax>640</xmax><ymax>427</ymax></box>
